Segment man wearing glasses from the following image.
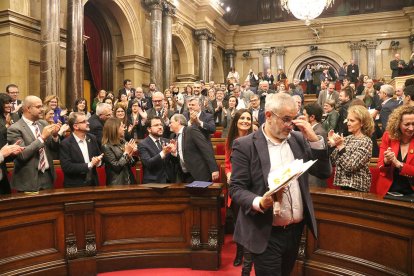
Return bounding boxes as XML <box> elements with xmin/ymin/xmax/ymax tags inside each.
<box><xmin>230</xmin><ymin>93</ymin><xmax>331</xmax><ymax>275</ymax></box>
<box><xmin>7</xmin><ymin>96</ymin><xmax>61</xmax><ymax>192</ymax></box>
<box><xmin>88</xmin><ymin>103</ymin><xmax>112</xmax><ymax>148</ymax></box>
<box><xmin>6</xmin><ymin>84</ymin><xmax>21</xmax><ymax>114</ymax></box>
<box><xmin>146</xmin><ymin>92</ymin><xmax>174</xmax><ymax>138</ymax></box>
<box><xmin>60</xmin><ymin>112</ymin><xmax>102</xmax><ymax>188</ymax></box>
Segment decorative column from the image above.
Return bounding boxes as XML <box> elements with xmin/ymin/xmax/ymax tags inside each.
<box><xmin>410</xmin><ymin>34</ymin><xmax>414</xmax><ymax>53</ymax></box>
<box><xmin>195</xmin><ymin>29</ymin><xmax>210</xmax><ymax>81</ymax></box>
<box><xmin>66</xmin><ymin>0</ymin><xmax>83</xmax><ymax>108</ymax></box>
<box><xmin>207</xmin><ymin>34</ymin><xmax>215</xmax><ymax>82</ymax></box>
<box><xmin>260</xmin><ymin>48</ymin><xmax>274</xmax><ymax>73</ymax></box>
<box><xmin>348</xmin><ymin>41</ymin><xmax>363</xmax><ymax>68</ymax></box>
<box><xmin>145</xmin><ymin>0</ymin><xmax>163</xmax><ymax>89</ymax></box>
<box><xmin>224</xmin><ymin>49</ymin><xmax>236</xmax><ymax>73</ymax></box>
<box><xmin>162</xmin><ymin>1</ymin><xmax>175</xmax><ymax>91</ymax></box>
<box><xmin>364</xmin><ymin>40</ymin><xmax>380</xmax><ymax>79</ymax></box>
<box><xmin>274</xmin><ymin>47</ymin><xmax>286</xmax><ymax>70</ymax></box>
<box><xmin>40</xmin><ymin>0</ymin><xmax>60</xmax><ymax>100</ymax></box>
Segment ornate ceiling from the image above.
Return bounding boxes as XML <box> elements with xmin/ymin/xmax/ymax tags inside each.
<box><xmin>222</xmin><ymin>0</ymin><xmax>412</xmax><ymax>26</ymax></box>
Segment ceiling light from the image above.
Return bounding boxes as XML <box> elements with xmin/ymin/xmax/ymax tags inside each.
<box><xmin>281</xmin><ymin>0</ymin><xmax>334</xmax><ymax>25</ymax></box>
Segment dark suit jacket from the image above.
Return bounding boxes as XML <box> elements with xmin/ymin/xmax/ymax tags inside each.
<box><xmin>390</xmin><ymin>59</ymin><xmax>406</xmax><ymax>79</ymax></box>
<box><xmin>346</xmin><ymin>64</ymin><xmax>359</xmax><ymax>83</ymax></box>
<box><xmin>229</xmin><ymin>129</ymin><xmax>331</xmax><ymax>254</ymax></box>
<box><xmin>138</xmin><ymin>136</ymin><xmax>177</xmax><ymax>183</ymax></box>
<box><xmin>118</xmin><ymin>87</ymin><xmax>136</xmax><ymax>99</ymax></box>
<box><xmin>127</xmin><ymin>113</ymin><xmax>146</xmax><ymax>139</ymax></box>
<box><xmin>88</xmin><ymin>114</ymin><xmax>104</xmax><ymax>148</ymax></box>
<box><xmin>178</xmin><ymin>126</ymin><xmax>218</xmax><ymax>181</ymax></box>
<box><xmin>59</xmin><ymin>133</ymin><xmax>101</xmax><ymax>188</ymax></box>
<box><xmin>249</xmin><ymin>107</ymin><xmax>265</xmax><ymax>126</ymax></box>
<box><xmin>183</xmin><ymin>110</ymin><xmax>216</xmax><ymax>141</ymax></box>
<box><xmin>0</xmin><ymin>117</ymin><xmax>10</xmax><ymax>194</ymax></box>
<box><xmin>380</xmin><ymin>98</ymin><xmax>402</xmax><ymax>132</ymax></box>
<box><xmin>102</xmin><ymin>140</ymin><xmax>137</xmax><ymax>185</ymax></box>
<box><xmin>7</xmin><ymin>118</ymin><xmax>59</xmax><ymax>191</ymax></box>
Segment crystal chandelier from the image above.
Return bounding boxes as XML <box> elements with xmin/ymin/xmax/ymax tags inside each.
<box><xmin>281</xmin><ymin>0</ymin><xmax>334</xmax><ymax>25</ymax></box>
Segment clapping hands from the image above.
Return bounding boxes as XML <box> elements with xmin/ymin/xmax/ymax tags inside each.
<box><xmin>328</xmin><ymin>130</ymin><xmax>344</xmax><ymax>149</ymax></box>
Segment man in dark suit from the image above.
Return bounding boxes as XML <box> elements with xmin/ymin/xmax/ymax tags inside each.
<box><xmin>138</xmin><ymin>116</ymin><xmax>177</xmax><ymax>183</ymax></box>
<box><xmin>184</xmin><ymin>96</ymin><xmax>216</xmax><ymax>141</ymax></box>
<box><xmin>229</xmin><ymin>93</ymin><xmax>331</xmax><ymax>276</ymax></box>
<box><xmin>346</xmin><ymin>59</ymin><xmax>359</xmax><ymax>83</ymax></box>
<box><xmin>60</xmin><ymin>112</ymin><xmax>102</xmax><ymax>188</ymax></box>
<box><xmin>335</xmin><ymin>86</ymin><xmax>353</xmax><ymax>136</ymax></box>
<box><xmin>118</xmin><ymin>79</ymin><xmax>136</xmax><ymax>100</ymax></box>
<box><xmin>379</xmin><ymin>84</ymin><xmax>402</xmax><ymax>133</ymax></box>
<box><xmin>127</xmin><ymin>87</ymin><xmax>152</xmax><ymax>112</ymax></box>
<box><xmin>249</xmin><ymin>94</ymin><xmax>265</xmax><ymax>126</ymax></box>
<box><xmin>170</xmin><ymin>114</ymin><xmax>219</xmax><ymax>183</ymax></box>
<box><xmin>210</xmin><ymin>90</ymin><xmax>227</xmax><ymax>126</ymax></box>
<box><xmin>6</xmin><ymin>84</ymin><xmax>22</xmax><ymax>114</ymax></box>
<box><xmin>7</xmin><ymin>96</ymin><xmax>61</xmax><ymax>192</ymax></box>
<box><xmin>146</xmin><ymin>92</ymin><xmax>174</xmax><ymax>138</ymax></box>
<box><xmin>88</xmin><ymin>102</ymin><xmax>112</xmax><ymax>148</ymax></box>
<box><xmin>390</xmin><ymin>53</ymin><xmax>407</xmax><ymax>79</ymax></box>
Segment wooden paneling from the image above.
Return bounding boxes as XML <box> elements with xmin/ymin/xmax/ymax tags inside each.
<box><xmin>306</xmin><ymin>188</ymin><xmax>414</xmax><ymax>276</ymax></box>
<box><xmin>0</xmin><ymin>184</ymin><xmax>223</xmax><ymax>275</ymax></box>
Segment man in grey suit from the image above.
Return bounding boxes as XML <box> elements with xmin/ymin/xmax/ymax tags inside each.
<box><xmin>317</xmin><ymin>82</ymin><xmax>339</xmax><ymax>108</ymax></box>
<box><xmin>230</xmin><ymin>93</ymin><xmax>331</xmax><ymax>275</ymax></box>
<box><xmin>7</xmin><ymin>96</ymin><xmax>61</xmax><ymax>192</ymax></box>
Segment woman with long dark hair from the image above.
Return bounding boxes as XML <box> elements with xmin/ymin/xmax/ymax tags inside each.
<box><xmin>73</xmin><ymin>97</ymin><xmax>91</xmax><ymax>119</ymax></box>
<box><xmin>102</xmin><ymin>117</ymin><xmax>138</xmax><ymax>185</ymax></box>
<box><xmin>224</xmin><ymin>108</ymin><xmax>254</xmax><ymax>274</ymax></box>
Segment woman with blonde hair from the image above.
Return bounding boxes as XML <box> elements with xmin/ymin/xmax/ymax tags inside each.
<box><xmin>377</xmin><ymin>105</ymin><xmax>414</xmax><ymax>196</ymax></box>
<box><xmin>329</xmin><ymin>105</ymin><xmax>374</xmax><ymax>192</ymax></box>
<box><xmin>44</xmin><ymin>95</ymin><xmax>66</xmax><ymax>123</ymax></box>
<box><xmin>102</xmin><ymin>117</ymin><xmax>138</xmax><ymax>185</ymax></box>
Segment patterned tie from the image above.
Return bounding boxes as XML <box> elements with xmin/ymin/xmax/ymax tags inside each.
<box><xmin>11</xmin><ymin>102</ymin><xmax>15</xmax><ymax>112</ymax></box>
<box><xmin>155</xmin><ymin>139</ymin><xmax>162</xmax><ymax>151</ymax></box>
<box><xmin>33</xmin><ymin>122</ymin><xmax>46</xmax><ymax>172</ymax></box>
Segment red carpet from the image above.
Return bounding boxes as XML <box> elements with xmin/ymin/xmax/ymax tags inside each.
<box><xmin>99</xmin><ymin>235</ymin><xmax>254</xmax><ymax>276</ymax></box>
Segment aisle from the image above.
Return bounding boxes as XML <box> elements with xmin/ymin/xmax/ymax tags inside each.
<box><xmin>99</xmin><ymin>235</ymin><xmax>254</xmax><ymax>276</ymax></box>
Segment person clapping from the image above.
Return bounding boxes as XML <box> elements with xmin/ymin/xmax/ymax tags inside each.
<box><xmin>329</xmin><ymin>105</ymin><xmax>374</xmax><ymax>192</ymax></box>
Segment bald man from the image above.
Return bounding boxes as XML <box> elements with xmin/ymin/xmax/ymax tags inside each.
<box><xmin>390</xmin><ymin>53</ymin><xmax>407</xmax><ymax>79</ymax></box>
<box><xmin>7</xmin><ymin>96</ymin><xmax>61</xmax><ymax>192</ymax></box>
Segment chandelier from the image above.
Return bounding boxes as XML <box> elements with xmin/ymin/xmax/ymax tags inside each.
<box><xmin>281</xmin><ymin>0</ymin><xmax>334</xmax><ymax>25</ymax></box>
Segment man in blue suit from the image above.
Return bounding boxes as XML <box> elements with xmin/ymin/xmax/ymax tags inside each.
<box><xmin>60</xmin><ymin>112</ymin><xmax>102</xmax><ymax>188</ymax></box>
<box><xmin>230</xmin><ymin>93</ymin><xmax>331</xmax><ymax>275</ymax></box>
<box><xmin>138</xmin><ymin>116</ymin><xmax>178</xmax><ymax>183</ymax></box>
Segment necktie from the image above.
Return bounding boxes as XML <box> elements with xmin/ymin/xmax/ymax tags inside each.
<box><xmin>33</xmin><ymin>122</ymin><xmax>46</xmax><ymax>172</ymax></box>
<box><xmin>155</xmin><ymin>139</ymin><xmax>162</xmax><ymax>151</ymax></box>
<box><xmin>11</xmin><ymin>102</ymin><xmax>15</xmax><ymax>112</ymax></box>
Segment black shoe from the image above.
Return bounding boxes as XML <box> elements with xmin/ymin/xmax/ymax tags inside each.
<box><xmin>233</xmin><ymin>243</ymin><xmax>243</xmax><ymax>266</ymax></box>
<box><xmin>241</xmin><ymin>250</ymin><xmax>253</xmax><ymax>276</ymax></box>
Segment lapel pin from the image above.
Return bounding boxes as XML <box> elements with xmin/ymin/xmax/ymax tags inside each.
<box><xmin>410</xmin><ymin>149</ymin><xmax>413</xmax><ymax>154</ymax></box>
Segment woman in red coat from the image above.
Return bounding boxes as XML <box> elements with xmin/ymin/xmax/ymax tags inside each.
<box><xmin>377</xmin><ymin>105</ymin><xmax>414</xmax><ymax>196</ymax></box>
<box><xmin>224</xmin><ymin>109</ymin><xmax>253</xmax><ymax>273</ymax></box>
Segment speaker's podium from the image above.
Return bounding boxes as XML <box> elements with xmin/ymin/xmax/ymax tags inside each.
<box><xmin>0</xmin><ymin>183</ymin><xmax>224</xmax><ymax>275</ymax></box>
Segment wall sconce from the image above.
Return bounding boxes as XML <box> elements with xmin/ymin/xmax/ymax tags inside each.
<box><xmin>242</xmin><ymin>51</ymin><xmax>251</xmax><ymax>58</ymax></box>
<box><xmin>390</xmin><ymin>40</ymin><xmax>400</xmax><ymax>50</ymax></box>
<box><xmin>310</xmin><ymin>45</ymin><xmax>318</xmax><ymax>51</ymax></box>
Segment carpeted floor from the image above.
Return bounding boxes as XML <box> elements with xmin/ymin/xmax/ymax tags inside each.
<box><xmin>99</xmin><ymin>234</ymin><xmax>254</xmax><ymax>276</ymax></box>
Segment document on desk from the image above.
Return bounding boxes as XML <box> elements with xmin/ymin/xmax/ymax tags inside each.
<box><xmin>141</xmin><ymin>183</ymin><xmax>171</xmax><ymax>189</ymax></box>
<box><xmin>185</xmin><ymin>181</ymin><xmax>213</xmax><ymax>188</ymax></box>
<box><xmin>264</xmin><ymin>159</ymin><xmax>317</xmax><ymax>197</ymax></box>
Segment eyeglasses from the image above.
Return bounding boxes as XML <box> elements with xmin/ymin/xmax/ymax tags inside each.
<box><xmin>271</xmin><ymin>111</ymin><xmax>296</xmax><ymax>127</ymax></box>
<box><xmin>153</xmin><ymin>100</ymin><xmax>163</xmax><ymax>103</ymax></box>
<box><xmin>75</xmin><ymin>120</ymin><xmax>88</xmax><ymax>124</ymax></box>
<box><xmin>31</xmin><ymin>105</ymin><xmax>43</xmax><ymax>109</ymax></box>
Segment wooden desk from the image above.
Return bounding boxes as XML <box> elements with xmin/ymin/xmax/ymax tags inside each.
<box><xmin>297</xmin><ymin>188</ymin><xmax>414</xmax><ymax>276</ymax></box>
<box><xmin>0</xmin><ymin>184</ymin><xmax>223</xmax><ymax>275</ymax></box>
